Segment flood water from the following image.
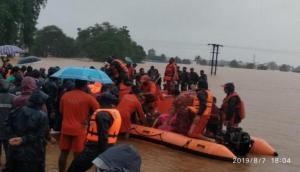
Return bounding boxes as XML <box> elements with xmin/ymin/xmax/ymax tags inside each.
<box><xmin>5</xmin><ymin>59</ymin><xmax>300</xmax><ymax>171</ymax></box>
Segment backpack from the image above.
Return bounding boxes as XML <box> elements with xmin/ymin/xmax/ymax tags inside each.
<box><xmin>224</xmin><ymin>127</ymin><xmax>253</xmax><ymax>156</ymax></box>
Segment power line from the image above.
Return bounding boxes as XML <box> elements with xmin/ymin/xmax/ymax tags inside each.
<box><xmin>224</xmin><ymin>45</ymin><xmax>300</xmax><ymax>55</ymax></box>
<box><xmin>208</xmin><ymin>44</ymin><xmax>223</xmax><ymax>76</ymax></box>
<box><xmin>139</xmin><ymin>38</ymin><xmax>300</xmax><ymax>55</ymax></box>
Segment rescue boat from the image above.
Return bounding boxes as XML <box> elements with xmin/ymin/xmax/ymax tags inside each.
<box><xmin>129</xmin><ymin>124</ymin><xmax>278</xmax><ymax>160</ymax></box>
<box><xmin>130</xmin><ymin>91</ymin><xmax>277</xmax><ymax>160</ymax></box>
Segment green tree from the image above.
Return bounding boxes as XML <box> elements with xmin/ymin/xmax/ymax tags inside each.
<box><xmin>229</xmin><ymin>60</ymin><xmax>240</xmax><ymax>68</ymax></box>
<box><xmin>279</xmin><ymin>64</ymin><xmax>291</xmax><ymax>72</ymax></box>
<box><xmin>0</xmin><ymin>0</ymin><xmax>23</xmax><ymax>44</ymax></box>
<box><xmin>267</xmin><ymin>61</ymin><xmax>278</xmax><ymax>70</ymax></box>
<box><xmin>292</xmin><ymin>66</ymin><xmax>300</xmax><ymax>73</ymax></box>
<box><xmin>31</xmin><ymin>25</ymin><xmax>77</xmax><ymax>57</ymax></box>
<box><xmin>245</xmin><ymin>63</ymin><xmax>255</xmax><ymax>69</ymax></box>
<box><xmin>76</xmin><ymin>22</ymin><xmax>146</xmax><ymax>62</ymax></box>
<box><xmin>200</xmin><ymin>59</ymin><xmax>208</xmax><ymax>65</ymax></box>
<box><xmin>0</xmin><ymin>0</ymin><xmax>47</xmax><ymax>48</ymax></box>
<box><xmin>174</xmin><ymin>56</ymin><xmax>181</xmax><ymax>63</ymax></box>
<box><xmin>257</xmin><ymin>64</ymin><xmax>268</xmax><ymax>70</ymax></box>
<box><xmin>181</xmin><ymin>59</ymin><xmax>192</xmax><ymax>64</ymax></box>
<box><xmin>160</xmin><ymin>54</ymin><xmax>167</xmax><ymax>62</ymax></box>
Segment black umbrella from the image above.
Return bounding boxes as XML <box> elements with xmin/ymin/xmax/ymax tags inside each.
<box><xmin>17</xmin><ymin>56</ymin><xmax>41</xmax><ymax>65</ymax></box>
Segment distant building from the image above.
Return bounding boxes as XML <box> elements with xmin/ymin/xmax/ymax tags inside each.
<box><xmin>148</xmin><ymin>49</ymin><xmax>156</xmax><ymax>57</ymax></box>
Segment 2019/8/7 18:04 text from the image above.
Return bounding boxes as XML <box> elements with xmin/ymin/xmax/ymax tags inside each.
<box><xmin>233</xmin><ymin>157</ymin><xmax>292</xmax><ymax>164</ymax></box>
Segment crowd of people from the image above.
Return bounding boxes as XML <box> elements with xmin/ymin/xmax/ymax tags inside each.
<box><xmin>0</xmin><ymin>55</ymin><xmax>246</xmax><ymax>172</ymax></box>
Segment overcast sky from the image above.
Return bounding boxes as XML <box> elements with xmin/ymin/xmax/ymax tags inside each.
<box><xmin>37</xmin><ymin>0</ymin><xmax>300</xmax><ymax>66</ymax></box>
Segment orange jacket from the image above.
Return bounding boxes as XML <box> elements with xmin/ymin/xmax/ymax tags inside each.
<box><xmin>86</xmin><ymin>109</ymin><xmax>121</xmax><ymax>144</ymax></box>
<box><xmin>221</xmin><ymin>92</ymin><xmax>245</xmax><ymax>120</ymax></box>
<box><xmin>117</xmin><ymin>94</ymin><xmax>145</xmax><ymax>133</ymax></box>
<box><xmin>114</xmin><ymin>59</ymin><xmax>128</xmax><ymax>74</ymax></box>
<box><xmin>163</xmin><ymin>63</ymin><xmax>179</xmax><ymax>81</ymax></box>
<box><xmin>188</xmin><ymin>90</ymin><xmax>213</xmax><ymax>116</ymax></box>
<box><xmin>187</xmin><ymin>89</ymin><xmax>214</xmax><ymax>137</ymax></box>
<box><xmin>60</xmin><ymin>90</ymin><xmax>99</xmax><ymax>135</ymax></box>
<box><xmin>202</xmin><ymin>89</ymin><xmax>213</xmax><ymax>116</ymax></box>
<box><xmin>88</xmin><ymin>82</ymin><xmax>102</xmax><ymax>94</ymax></box>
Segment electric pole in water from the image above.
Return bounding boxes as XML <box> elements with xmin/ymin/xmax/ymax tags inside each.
<box><xmin>208</xmin><ymin>43</ymin><xmax>223</xmax><ymax>75</ymax></box>
<box><xmin>253</xmin><ymin>54</ymin><xmax>256</xmax><ymax>69</ymax></box>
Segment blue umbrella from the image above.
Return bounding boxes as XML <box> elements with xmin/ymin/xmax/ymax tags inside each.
<box><xmin>0</xmin><ymin>45</ymin><xmax>24</xmax><ymax>56</ymax></box>
<box><xmin>51</xmin><ymin>66</ymin><xmax>113</xmax><ymax>84</ymax></box>
<box><xmin>17</xmin><ymin>56</ymin><xmax>41</xmax><ymax>65</ymax></box>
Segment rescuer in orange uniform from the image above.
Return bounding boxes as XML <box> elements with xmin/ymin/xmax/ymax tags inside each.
<box><xmin>187</xmin><ymin>80</ymin><xmax>214</xmax><ymax>140</ymax></box>
<box><xmin>117</xmin><ymin>86</ymin><xmax>145</xmax><ymax>136</ymax></box>
<box><xmin>105</xmin><ymin>56</ymin><xmax>129</xmax><ymax>85</ymax></box>
<box><xmin>163</xmin><ymin>57</ymin><xmax>179</xmax><ymax>94</ymax></box>
<box><xmin>67</xmin><ymin>92</ymin><xmax>121</xmax><ymax>172</ymax></box>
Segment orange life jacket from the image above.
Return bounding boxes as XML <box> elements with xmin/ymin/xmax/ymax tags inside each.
<box><xmin>164</xmin><ymin>63</ymin><xmax>178</xmax><ymax>81</ymax></box>
<box><xmin>187</xmin><ymin>89</ymin><xmax>214</xmax><ymax>137</ymax></box>
<box><xmin>113</xmin><ymin>59</ymin><xmax>129</xmax><ymax>74</ymax></box>
<box><xmin>188</xmin><ymin>90</ymin><xmax>213</xmax><ymax>116</ymax></box>
<box><xmin>88</xmin><ymin>82</ymin><xmax>102</xmax><ymax>94</ymax></box>
<box><xmin>200</xmin><ymin>89</ymin><xmax>213</xmax><ymax>116</ymax></box>
<box><xmin>222</xmin><ymin>92</ymin><xmax>245</xmax><ymax>120</ymax></box>
<box><xmin>86</xmin><ymin>109</ymin><xmax>121</xmax><ymax>144</ymax></box>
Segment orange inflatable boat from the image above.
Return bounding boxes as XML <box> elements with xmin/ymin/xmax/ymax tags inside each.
<box><xmin>129</xmin><ymin>124</ymin><xmax>277</xmax><ymax>160</ymax></box>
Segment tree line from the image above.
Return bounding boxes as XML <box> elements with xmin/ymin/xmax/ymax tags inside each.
<box><xmin>31</xmin><ymin>23</ymin><xmax>146</xmax><ymax>62</ymax></box>
<box><xmin>0</xmin><ymin>1</ymin><xmax>146</xmax><ymax>62</ymax></box>
<box><xmin>0</xmin><ymin>0</ymin><xmax>47</xmax><ymax>47</ymax></box>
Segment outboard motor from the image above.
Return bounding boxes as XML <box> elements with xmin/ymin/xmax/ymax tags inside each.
<box><xmin>224</xmin><ymin>127</ymin><xmax>253</xmax><ymax>156</ymax></box>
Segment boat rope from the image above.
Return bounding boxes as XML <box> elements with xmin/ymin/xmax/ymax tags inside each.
<box><xmin>182</xmin><ymin>139</ymin><xmax>192</xmax><ymax>148</ymax></box>
<box><xmin>130</xmin><ymin>127</ymin><xmax>164</xmax><ymax>141</ymax></box>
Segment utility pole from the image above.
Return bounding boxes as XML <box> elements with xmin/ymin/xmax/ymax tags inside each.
<box><xmin>253</xmin><ymin>54</ymin><xmax>256</xmax><ymax>69</ymax></box>
<box><xmin>208</xmin><ymin>43</ymin><xmax>223</xmax><ymax>75</ymax></box>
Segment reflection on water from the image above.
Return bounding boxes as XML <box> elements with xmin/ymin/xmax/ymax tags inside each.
<box><xmin>35</xmin><ymin>61</ymin><xmax>300</xmax><ymax>171</ymax></box>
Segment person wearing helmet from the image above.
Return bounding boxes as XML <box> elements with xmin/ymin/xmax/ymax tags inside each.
<box><xmin>67</xmin><ymin>92</ymin><xmax>121</xmax><ymax>172</ymax></box>
<box><xmin>221</xmin><ymin>82</ymin><xmax>246</xmax><ymax>128</ymax></box>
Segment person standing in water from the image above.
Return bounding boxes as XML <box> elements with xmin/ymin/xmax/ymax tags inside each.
<box><xmin>221</xmin><ymin>82</ymin><xmax>245</xmax><ymax>129</ymax></box>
